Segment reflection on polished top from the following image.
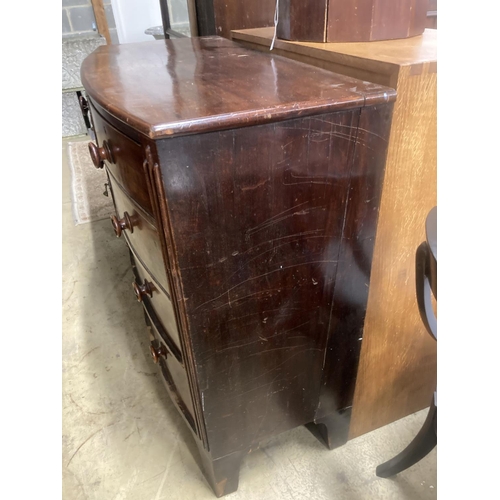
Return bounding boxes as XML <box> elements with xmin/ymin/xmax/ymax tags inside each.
<box><xmin>81</xmin><ymin>36</ymin><xmax>396</xmax><ymax>139</ymax></box>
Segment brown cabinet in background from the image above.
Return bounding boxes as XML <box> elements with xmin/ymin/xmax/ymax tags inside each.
<box><xmin>194</xmin><ymin>0</ymin><xmax>274</xmax><ymax>38</ymax></box>
<box><xmin>81</xmin><ymin>37</ymin><xmax>396</xmax><ymax>496</ymax></box>
<box><xmin>277</xmin><ymin>0</ymin><xmax>428</xmax><ymax>42</ymax></box>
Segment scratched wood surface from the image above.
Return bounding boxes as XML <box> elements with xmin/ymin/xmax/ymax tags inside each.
<box><xmin>81</xmin><ymin>37</ymin><xmax>393</xmax><ymax>140</ymax></box>
<box><xmin>155</xmin><ymin>107</ymin><xmax>391</xmax><ymax>460</ymax></box>
<box><xmin>82</xmin><ymin>36</ymin><xmax>397</xmax><ymax>496</ymax></box>
<box><xmin>231</xmin><ymin>27</ymin><xmax>437</xmax><ymax>439</ymax></box>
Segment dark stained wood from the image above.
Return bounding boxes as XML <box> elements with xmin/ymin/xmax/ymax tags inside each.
<box><xmin>195</xmin><ymin>0</ymin><xmax>275</xmax><ymax>39</ymax></box>
<box><xmin>148</xmin><ymin>323</ymin><xmax>198</xmax><ymax>433</ymax></box>
<box><xmin>194</xmin><ymin>0</ymin><xmax>217</xmax><ymax>35</ymax></box>
<box><xmin>81</xmin><ymin>38</ymin><xmax>394</xmax><ymax>140</ymax></box>
<box><xmin>196</xmin><ymin>444</ymin><xmax>249</xmax><ymax>497</ymax></box>
<box><xmin>276</xmin><ymin>0</ymin><xmax>428</xmax><ymax>42</ymax></box>
<box><xmin>90</xmin><ymin>102</ymin><xmax>153</xmax><ymax>215</ymax></box>
<box><xmin>314</xmin><ymin>102</ymin><xmax>394</xmax><ymax>433</ymax></box>
<box><xmin>277</xmin><ymin>0</ymin><xmax>327</xmax><ymax>42</ymax></box>
<box><xmin>107</xmin><ymin>172</ymin><xmax>170</xmax><ymax>291</ymax></box>
<box><xmin>231</xmin><ymin>26</ymin><xmax>437</xmax><ymax>444</ymax></box>
<box><xmin>130</xmin><ymin>247</ymin><xmax>182</xmax><ymax>353</ymax></box>
<box><xmin>81</xmin><ymin>37</ymin><xmax>395</xmax><ymax>496</ymax></box>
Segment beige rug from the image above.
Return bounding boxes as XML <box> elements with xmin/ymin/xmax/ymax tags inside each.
<box><xmin>67</xmin><ymin>140</ymin><xmax>114</xmax><ymax>224</ymax></box>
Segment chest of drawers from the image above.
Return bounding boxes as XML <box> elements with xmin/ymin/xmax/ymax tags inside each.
<box><xmin>81</xmin><ymin>37</ymin><xmax>395</xmax><ymax>497</ymax></box>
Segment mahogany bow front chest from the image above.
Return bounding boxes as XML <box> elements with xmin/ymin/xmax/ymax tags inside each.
<box><xmin>81</xmin><ymin>37</ymin><xmax>396</xmax><ymax>497</ymax></box>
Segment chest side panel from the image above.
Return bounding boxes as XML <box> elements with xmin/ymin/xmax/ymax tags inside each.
<box><xmin>157</xmin><ymin>110</ymin><xmax>361</xmax><ymax>458</ymax></box>
<box><xmin>315</xmin><ymin>103</ymin><xmax>395</xmax><ymax>437</ymax></box>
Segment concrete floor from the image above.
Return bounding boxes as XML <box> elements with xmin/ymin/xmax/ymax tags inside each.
<box><xmin>62</xmin><ymin>137</ymin><xmax>437</xmax><ymax>500</ymax></box>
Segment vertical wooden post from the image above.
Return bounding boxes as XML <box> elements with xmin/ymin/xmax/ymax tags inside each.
<box><xmin>91</xmin><ymin>0</ymin><xmax>111</xmax><ymax>44</ymax></box>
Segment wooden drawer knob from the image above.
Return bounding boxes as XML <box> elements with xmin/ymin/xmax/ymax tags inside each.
<box><xmin>133</xmin><ymin>279</ymin><xmax>155</xmax><ymax>302</ymax></box>
<box><xmin>111</xmin><ymin>211</ymin><xmax>136</xmax><ymax>237</ymax></box>
<box><xmin>150</xmin><ymin>342</ymin><xmax>167</xmax><ymax>364</ymax></box>
<box><xmin>88</xmin><ymin>141</ymin><xmax>113</xmax><ymax>169</ymax></box>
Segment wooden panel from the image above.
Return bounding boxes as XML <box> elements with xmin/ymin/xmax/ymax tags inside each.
<box><xmin>130</xmin><ymin>247</ymin><xmax>182</xmax><ymax>353</ymax></box>
<box><xmin>371</xmin><ymin>0</ymin><xmax>413</xmax><ymax>40</ymax></box>
<box><xmin>349</xmin><ymin>64</ymin><xmax>437</xmax><ymax>439</ymax></box>
<box><xmin>231</xmin><ymin>27</ymin><xmax>437</xmax><ymax>440</ymax></box>
<box><xmin>232</xmin><ymin>27</ymin><xmax>437</xmax><ymax>75</ymax></box>
<box><xmin>108</xmin><ymin>172</ymin><xmax>170</xmax><ymax>291</ymax></box>
<box><xmin>90</xmin><ymin>102</ymin><xmax>153</xmax><ymax>215</ymax></box>
<box><xmin>233</xmin><ymin>38</ymin><xmax>394</xmax><ymax>87</ymax></box>
<box><xmin>409</xmin><ymin>0</ymin><xmax>429</xmax><ymax>37</ymax></box>
<box><xmin>156</xmin><ymin>106</ymin><xmax>392</xmax><ymax>459</ymax></box>
<box><xmin>148</xmin><ymin>318</ymin><xmax>197</xmax><ymax>432</ymax></box>
<box><xmin>277</xmin><ymin>0</ymin><xmax>328</xmax><ymax>42</ymax></box>
<box><xmin>326</xmin><ymin>0</ymin><xmax>427</xmax><ymax>42</ymax></box>
<box><xmin>327</xmin><ymin>0</ymin><xmax>375</xmax><ymax>42</ymax></box>
<box><xmin>213</xmin><ymin>0</ymin><xmax>275</xmax><ymax>39</ymax></box>
<box><xmin>315</xmin><ymin>103</ymin><xmax>394</xmax><ymax>444</ymax></box>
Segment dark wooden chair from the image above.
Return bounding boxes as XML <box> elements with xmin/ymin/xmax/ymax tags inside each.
<box><xmin>376</xmin><ymin>206</ymin><xmax>437</xmax><ymax>478</ymax></box>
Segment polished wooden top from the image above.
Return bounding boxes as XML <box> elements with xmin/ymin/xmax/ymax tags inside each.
<box><xmin>81</xmin><ymin>36</ymin><xmax>396</xmax><ymax>139</ymax></box>
<box><xmin>232</xmin><ymin>27</ymin><xmax>437</xmax><ymax>73</ymax></box>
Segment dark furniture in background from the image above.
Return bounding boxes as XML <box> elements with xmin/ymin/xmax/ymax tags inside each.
<box><xmin>277</xmin><ymin>0</ymin><xmax>428</xmax><ymax>42</ymax></box>
<box><xmin>376</xmin><ymin>206</ymin><xmax>437</xmax><ymax>477</ymax></box>
<box><xmin>165</xmin><ymin>0</ymin><xmax>436</xmax><ymax>41</ymax></box>
<box><xmin>195</xmin><ymin>0</ymin><xmax>274</xmax><ymax>38</ymax></box>
<box><xmin>81</xmin><ymin>37</ymin><xmax>396</xmax><ymax>496</ymax></box>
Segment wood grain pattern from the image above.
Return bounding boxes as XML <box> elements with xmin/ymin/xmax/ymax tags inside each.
<box><xmin>350</xmin><ymin>63</ymin><xmax>437</xmax><ymax>438</ymax></box>
<box><xmin>231</xmin><ymin>27</ymin><xmax>437</xmax><ymax>440</ymax></box>
<box><xmin>81</xmin><ymin>37</ymin><xmax>396</xmax><ymax>496</ymax></box>
<box><xmin>212</xmin><ymin>0</ymin><xmax>275</xmax><ymax>39</ymax></box>
<box><xmin>81</xmin><ymin>38</ymin><xmax>393</xmax><ymax>140</ymax></box>
<box><xmin>277</xmin><ymin>0</ymin><xmax>328</xmax><ymax>42</ymax></box>
<box><xmin>274</xmin><ymin>0</ymin><xmax>427</xmax><ymax>42</ymax></box>
<box><xmin>195</xmin><ymin>0</ymin><xmax>275</xmax><ymax>38</ymax></box>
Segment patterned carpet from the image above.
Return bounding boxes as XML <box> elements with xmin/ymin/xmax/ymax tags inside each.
<box><xmin>66</xmin><ymin>140</ymin><xmax>114</xmax><ymax>224</ymax></box>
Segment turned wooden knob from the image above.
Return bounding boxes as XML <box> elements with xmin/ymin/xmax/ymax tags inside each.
<box><xmin>150</xmin><ymin>342</ymin><xmax>167</xmax><ymax>364</ymax></box>
<box><xmin>133</xmin><ymin>279</ymin><xmax>155</xmax><ymax>302</ymax></box>
<box><xmin>110</xmin><ymin>211</ymin><xmax>136</xmax><ymax>237</ymax></box>
<box><xmin>88</xmin><ymin>141</ymin><xmax>113</xmax><ymax>169</ymax></box>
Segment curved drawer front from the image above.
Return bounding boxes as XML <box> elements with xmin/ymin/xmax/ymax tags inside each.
<box><xmin>109</xmin><ymin>173</ymin><xmax>170</xmax><ymax>292</ymax></box>
<box><xmin>148</xmin><ymin>322</ymin><xmax>197</xmax><ymax>435</ymax></box>
<box><xmin>89</xmin><ymin>101</ymin><xmax>153</xmax><ymax>215</ymax></box>
<box><xmin>129</xmin><ymin>248</ymin><xmax>181</xmax><ymax>354</ymax></box>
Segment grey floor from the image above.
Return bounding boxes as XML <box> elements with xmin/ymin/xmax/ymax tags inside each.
<box><xmin>62</xmin><ymin>137</ymin><xmax>437</xmax><ymax>500</ymax></box>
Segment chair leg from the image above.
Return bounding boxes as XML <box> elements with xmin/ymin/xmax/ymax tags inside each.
<box><xmin>376</xmin><ymin>395</ymin><xmax>437</xmax><ymax>478</ymax></box>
